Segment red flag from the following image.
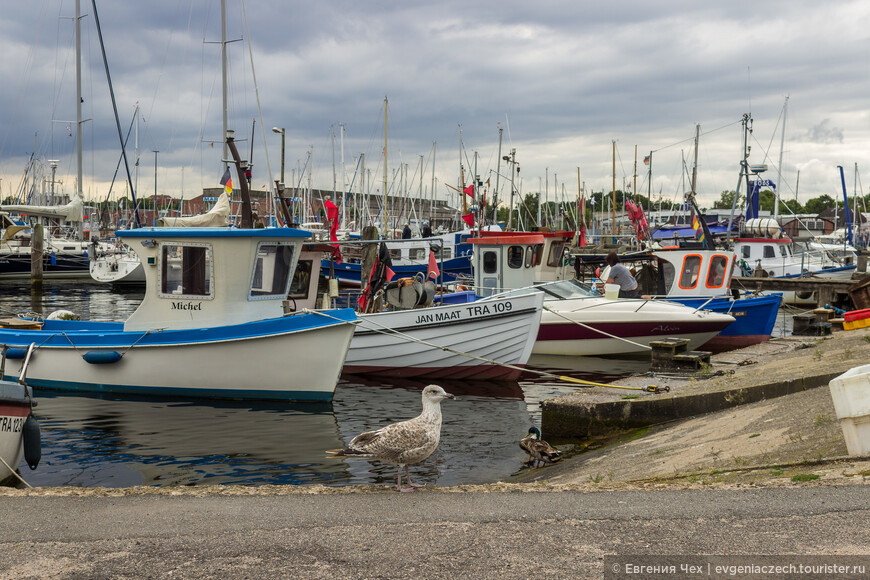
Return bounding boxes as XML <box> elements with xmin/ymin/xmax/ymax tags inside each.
<box><xmin>463</xmin><ymin>184</ymin><xmax>474</xmax><ymax>197</ymax></box>
<box><xmin>324</xmin><ymin>199</ymin><xmax>342</xmax><ymax>264</ymax></box>
<box><xmin>325</xmin><ymin>200</ymin><xmax>339</xmax><ymax>240</ymax></box>
<box><xmin>461</xmin><ymin>213</ymin><xmax>474</xmax><ymax>227</ymax></box>
<box><xmin>386</xmin><ymin>267</ymin><xmax>396</xmax><ymax>281</ymax></box>
<box><xmin>427</xmin><ymin>250</ymin><xmax>440</xmax><ymax>280</ymax></box>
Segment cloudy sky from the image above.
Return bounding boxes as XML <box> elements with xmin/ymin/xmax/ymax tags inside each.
<box><xmin>1</xmin><ymin>0</ymin><xmax>868</xmax><ymax>214</ymax></box>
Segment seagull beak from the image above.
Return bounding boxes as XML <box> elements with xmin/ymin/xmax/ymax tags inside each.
<box><xmin>443</xmin><ymin>393</ymin><xmax>456</xmax><ymax>400</ymax></box>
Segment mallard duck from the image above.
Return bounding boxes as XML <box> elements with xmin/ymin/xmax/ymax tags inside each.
<box><xmin>519</xmin><ymin>426</ymin><xmax>561</xmax><ymax>468</ymax></box>
<box><xmin>326</xmin><ymin>384</ymin><xmax>455</xmax><ymax>492</ymax></box>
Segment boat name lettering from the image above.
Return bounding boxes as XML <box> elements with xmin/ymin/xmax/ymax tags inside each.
<box><xmin>0</xmin><ymin>416</ymin><xmax>24</xmax><ymax>433</ymax></box>
<box><xmin>171</xmin><ymin>302</ymin><xmax>203</xmax><ymax>311</ymax></box>
<box><xmin>651</xmin><ymin>324</ymin><xmax>680</xmax><ymax>333</ymax></box>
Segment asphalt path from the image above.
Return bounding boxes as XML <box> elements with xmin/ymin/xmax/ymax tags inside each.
<box><xmin>1</xmin><ymin>485</ymin><xmax>868</xmax><ymax>579</ymax></box>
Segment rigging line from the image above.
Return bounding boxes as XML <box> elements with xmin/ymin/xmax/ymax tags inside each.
<box><xmin>241</xmin><ymin>0</ymin><xmax>274</xmax><ymax>194</ymax></box>
<box><xmin>649</xmin><ymin>117</ymin><xmax>744</xmax><ymax>155</ymax></box>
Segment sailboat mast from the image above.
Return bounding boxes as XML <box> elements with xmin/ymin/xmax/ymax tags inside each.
<box><xmin>383</xmin><ymin>97</ymin><xmax>388</xmax><ymax>234</ymax></box>
<box><xmin>690</xmin><ymin>124</ymin><xmax>700</xmax><ymax>195</ymax></box>
<box><xmin>221</xmin><ymin>0</ymin><xmax>229</xmax><ymax>170</ymax></box>
<box><xmin>75</xmin><ymin>0</ymin><xmax>83</xmax><ymax>199</ymax></box>
<box><xmin>775</xmin><ymin>96</ymin><xmax>788</xmax><ymax>220</ymax></box>
<box><xmin>611</xmin><ymin>140</ymin><xmax>616</xmax><ymax>238</ymax></box>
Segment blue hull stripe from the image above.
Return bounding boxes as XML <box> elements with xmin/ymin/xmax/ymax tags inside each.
<box><xmin>22</xmin><ymin>377</ymin><xmax>334</xmax><ymax>402</ymax></box>
<box><xmin>0</xmin><ymin>309</ymin><xmax>357</xmax><ymax>349</ymax></box>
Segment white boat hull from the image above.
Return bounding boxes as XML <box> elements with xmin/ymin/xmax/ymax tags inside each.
<box><xmin>343</xmin><ymin>292</ymin><xmax>543</xmax><ymax>379</ymax></box>
<box><xmin>533</xmin><ymin>296</ymin><xmax>735</xmax><ymax>356</ymax></box>
<box><xmin>90</xmin><ymin>252</ymin><xmax>145</xmax><ymax>285</ymax></box>
<box><xmin>0</xmin><ymin>384</ymin><xmax>30</xmax><ymax>484</ymax></box>
<box><xmin>1</xmin><ymin>319</ymin><xmax>356</xmax><ymax>401</ymax></box>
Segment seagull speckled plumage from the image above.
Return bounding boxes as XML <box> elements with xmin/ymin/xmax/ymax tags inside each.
<box><xmin>519</xmin><ymin>426</ymin><xmax>561</xmax><ymax>468</ymax></box>
<box><xmin>326</xmin><ymin>384</ymin><xmax>455</xmax><ymax>491</ymax></box>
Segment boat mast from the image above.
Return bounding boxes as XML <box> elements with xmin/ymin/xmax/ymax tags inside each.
<box><xmin>494</xmin><ymin>126</ymin><xmax>503</xmax><ymax>227</ymax></box>
<box><xmin>221</xmin><ymin>0</ymin><xmax>229</xmax><ymax>170</ymax></box>
<box><xmin>75</xmin><ymin>0</ymin><xmax>84</xmax><ymax>202</ymax></box>
<box><xmin>774</xmin><ymin>96</ymin><xmax>788</xmax><ymax>220</ymax></box>
<box><xmin>690</xmin><ymin>124</ymin><xmax>700</xmax><ymax>196</ymax></box>
<box><xmin>611</xmin><ymin>140</ymin><xmax>616</xmax><ymax>239</ymax></box>
<box><xmin>383</xmin><ymin>97</ymin><xmax>388</xmax><ymax>234</ymax></box>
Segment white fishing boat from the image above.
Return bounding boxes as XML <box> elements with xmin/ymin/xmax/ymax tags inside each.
<box><xmin>469</xmin><ymin>234</ymin><xmax>735</xmax><ymax>356</ymax></box>
<box><xmin>0</xmin><ymin>346</ymin><xmax>41</xmax><ymax>486</ymax></box>
<box><xmin>298</xmin><ymin>244</ymin><xmax>543</xmax><ymax>379</ymax></box>
<box><xmin>0</xmin><ymin>228</ymin><xmax>358</xmax><ymax>402</ymax></box>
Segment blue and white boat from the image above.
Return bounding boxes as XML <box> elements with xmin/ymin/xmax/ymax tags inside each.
<box><xmin>0</xmin><ymin>228</ymin><xmax>358</xmax><ymax>401</ymax></box>
<box><xmin>323</xmin><ymin>230</ymin><xmax>476</xmax><ymax>286</ymax></box>
<box><xmin>649</xmin><ymin>247</ymin><xmax>782</xmax><ymax>352</ymax></box>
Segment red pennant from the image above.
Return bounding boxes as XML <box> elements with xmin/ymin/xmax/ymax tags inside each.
<box><xmin>427</xmin><ymin>250</ymin><xmax>440</xmax><ymax>280</ymax></box>
<box><xmin>462</xmin><ymin>213</ymin><xmax>474</xmax><ymax>227</ymax></box>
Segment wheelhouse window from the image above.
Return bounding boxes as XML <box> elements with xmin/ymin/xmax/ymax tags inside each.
<box><xmin>741</xmin><ymin>246</ymin><xmax>751</xmax><ymax>259</ymax></box>
<box><xmin>678</xmin><ymin>255</ymin><xmax>702</xmax><ymax>289</ymax></box>
<box><xmin>534</xmin><ymin>244</ymin><xmax>544</xmax><ymax>266</ymax></box>
<box><xmin>160</xmin><ymin>243</ymin><xmax>213</xmax><ymax>297</ymax></box>
<box><xmin>706</xmin><ymin>255</ymin><xmax>729</xmax><ymax>288</ymax></box>
<box><xmin>434</xmin><ymin>246</ymin><xmax>452</xmax><ymax>259</ymax></box>
<box><xmin>408</xmin><ymin>248</ymin><xmax>425</xmax><ymax>260</ymax></box>
<box><xmin>547</xmin><ymin>241</ymin><xmax>566</xmax><ymax>267</ymax></box>
<box><xmin>507</xmin><ymin>246</ymin><xmax>524</xmax><ymax>269</ymax></box>
<box><xmin>288</xmin><ymin>258</ymin><xmax>313</xmax><ymax>299</ymax></box>
<box><xmin>525</xmin><ymin>246</ymin><xmax>535</xmax><ymax>268</ymax></box>
<box><xmin>763</xmin><ymin>245</ymin><xmax>776</xmax><ymax>259</ymax></box>
<box><xmin>251</xmin><ymin>243</ymin><xmax>295</xmax><ymax>298</ymax></box>
<box><xmin>482</xmin><ymin>250</ymin><xmax>498</xmax><ymax>274</ymax></box>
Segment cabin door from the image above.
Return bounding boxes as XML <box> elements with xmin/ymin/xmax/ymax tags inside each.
<box><xmin>478</xmin><ymin>247</ymin><xmax>502</xmax><ymax>297</ymax></box>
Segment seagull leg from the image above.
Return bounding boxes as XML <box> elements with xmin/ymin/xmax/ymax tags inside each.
<box><xmin>397</xmin><ymin>465</ymin><xmax>414</xmax><ymax>492</ymax></box>
<box><xmin>404</xmin><ymin>465</ymin><xmax>424</xmax><ymax>488</ymax></box>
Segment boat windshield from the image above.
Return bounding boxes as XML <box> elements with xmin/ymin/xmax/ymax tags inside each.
<box><xmin>533</xmin><ymin>280</ymin><xmax>597</xmax><ymax>300</ymax></box>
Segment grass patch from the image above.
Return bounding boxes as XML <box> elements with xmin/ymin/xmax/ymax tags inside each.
<box><xmin>813</xmin><ymin>414</ymin><xmax>834</xmax><ymax>427</ymax></box>
<box><xmin>748</xmin><ymin>433</ymin><xmax>760</xmax><ymax>438</ymax></box>
<box><xmin>791</xmin><ymin>473</ymin><xmax>820</xmax><ymax>483</ymax></box>
<box><xmin>621</xmin><ymin>395</ymin><xmax>640</xmax><ymax>400</ymax></box>
<box><xmin>770</xmin><ymin>468</ymin><xmax>784</xmax><ymax>476</ymax></box>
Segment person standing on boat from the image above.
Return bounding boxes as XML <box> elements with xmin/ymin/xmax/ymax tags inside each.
<box><xmin>421</xmin><ymin>221</ymin><xmax>432</xmax><ymax>238</ymax></box>
<box><xmin>402</xmin><ymin>223</ymin><xmax>412</xmax><ymax>239</ymax></box>
<box><xmin>604</xmin><ymin>251</ymin><xmax>640</xmax><ymax>298</ymax></box>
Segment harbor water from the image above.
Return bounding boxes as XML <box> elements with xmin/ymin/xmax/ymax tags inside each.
<box><xmin>1</xmin><ymin>281</ymin><xmax>646</xmax><ymax>489</ymax></box>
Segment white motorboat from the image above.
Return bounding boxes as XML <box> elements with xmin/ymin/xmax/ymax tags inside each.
<box><xmin>469</xmin><ymin>234</ymin><xmax>735</xmax><ymax>356</ymax></box>
<box><xmin>0</xmin><ymin>227</ymin><xmax>358</xmax><ymax>402</ymax></box>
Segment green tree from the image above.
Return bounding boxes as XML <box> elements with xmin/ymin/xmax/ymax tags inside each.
<box><xmin>804</xmin><ymin>195</ymin><xmax>835</xmax><ymax>215</ymax></box>
<box><xmin>712</xmin><ymin>190</ymin><xmax>740</xmax><ymax>210</ymax></box>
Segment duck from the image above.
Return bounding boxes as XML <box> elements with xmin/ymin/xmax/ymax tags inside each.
<box><xmin>326</xmin><ymin>384</ymin><xmax>455</xmax><ymax>492</ymax></box>
<box><xmin>519</xmin><ymin>426</ymin><xmax>561</xmax><ymax>468</ymax></box>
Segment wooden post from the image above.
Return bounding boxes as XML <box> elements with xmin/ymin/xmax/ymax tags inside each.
<box><xmin>31</xmin><ymin>221</ymin><xmax>44</xmax><ymax>289</ymax></box>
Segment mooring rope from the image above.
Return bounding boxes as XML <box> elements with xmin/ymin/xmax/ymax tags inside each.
<box><xmin>0</xmin><ymin>455</ymin><xmax>32</xmax><ymax>489</ymax></box>
<box><xmin>304</xmin><ymin>309</ymin><xmax>666</xmax><ymax>393</ymax></box>
<box><xmin>540</xmin><ymin>305</ymin><xmax>652</xmax><ymax>351</ymax></box>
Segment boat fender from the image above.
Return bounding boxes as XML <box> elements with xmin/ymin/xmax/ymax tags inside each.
<box><xmin>22</xmin><ymin>415</ymin><xmax>40</xmax><ymax>470</ymax></box>
<box><xmin>83</xmin><ymin>351</ymin><xmax>123</xmax><ymax>364</ymax></box>
<box><xmin>3</xmin><ymin>347</ymin><xmax>28</xmax><ymax>359</ymax></box>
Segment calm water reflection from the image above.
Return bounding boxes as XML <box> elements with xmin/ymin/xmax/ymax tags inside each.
<box><xmin>3</xmin><ymin>281</ymin><xmax>640</xmax><ymax>488</ymax></box>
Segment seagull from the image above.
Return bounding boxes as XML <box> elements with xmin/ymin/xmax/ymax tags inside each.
<box><xmin>327</xmin><ymin>384</ymin><xmax>455</xmax><ymax>492</ymax></box>
<box><xmin>519</xmin><ymin>426</ymin><xmax>561</xmax><ymax>468</ymax></box>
